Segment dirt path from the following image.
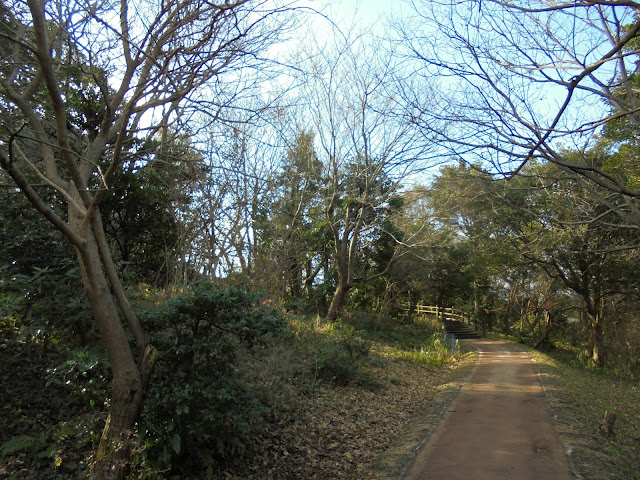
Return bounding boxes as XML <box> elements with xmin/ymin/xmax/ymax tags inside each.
<box><xmin>403</xmin><ymin>339</ymin><xmax>574</xmax><ymax>480</ymax></box>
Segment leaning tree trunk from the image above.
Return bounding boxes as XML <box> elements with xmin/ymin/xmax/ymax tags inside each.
<box><xmin>534</xmin><ymin>310</ymin><xmax>553</xmax><ymax>349</ymax></box>
<box><xmin>75</xmin><ymin>247</ymin><xmax>140</xmax><ymax>477</ymax></box>
<box><xmin>326</xmin><ymin>282</ymin><xmax>350</xmax><ymax>323</ymax></box>
<box><xmin>69</xmin><ymin>197</ymin><xmax>154</xmax><ymax>479</ymax></box>
<box><xmin>75</xmin><ymin>234</ymin><xmax>145</xmax><ymax>479</ymax></box>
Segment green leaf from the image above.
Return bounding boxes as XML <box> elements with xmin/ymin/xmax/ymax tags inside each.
<box><xmin>171</xmin><ymin>433</ymin><xmax>181</xmax><ymax>455</ymax></box>
<box><xmin>37</xmin><ymin>443</ymin><xmax>58</xmax><ymax>459</ymax></box>
<box><xmin>1</xmin><ymin>435</ymin><xmax>36</xmax><ymax>456</ymax></box>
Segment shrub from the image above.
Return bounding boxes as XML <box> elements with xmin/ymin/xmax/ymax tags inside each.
<box><xmin>0</xmin><ymin>416</ymin><xmax>99</xmax><ymax>479</ymax></box>
<box><xmin>134</xmin><ymin>283</ymin><xmax>286</xmax><ymax>477</ymax></box>
<box><xmin>45</xmin><ymin>346</ymin><xmax>110</xmax><ymax>410</ymax></box>
<box><xmin>313</xmin><ymin>324</ymin><xmax>372</xmax><ymax>386</ymax></box>
<box><xmin>0</xmin><ymin>264</ymin><xmax>93</xmax><ymax>349</ymax></box>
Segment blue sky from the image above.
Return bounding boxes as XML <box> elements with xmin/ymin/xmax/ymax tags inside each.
<box><xmin>323</xmin><ymin>0</ymin><xmax>407</xmax><ymax>24</ymax></box>
<box><xmin>335</xmin><ymin>0</ymin><xmax>410</xmax><ymax>32</ymax></box>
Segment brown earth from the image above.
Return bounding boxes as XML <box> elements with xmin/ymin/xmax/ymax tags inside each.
<box><xmin>403</xmin><ymin>339</ymin><xmax>574</xmax><ymax>480</ymax></box>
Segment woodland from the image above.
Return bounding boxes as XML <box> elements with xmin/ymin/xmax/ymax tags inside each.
<box><xmin>1</xmin><ymin>0</ymin><xmax>640</xmax><ymax>479</ymax></box>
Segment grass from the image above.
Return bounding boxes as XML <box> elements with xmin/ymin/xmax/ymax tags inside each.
<box><xmin>357</xmin><ymin>315</ymin><xmax>463</xmax><ymax>369</ymax></box>
<box><xmin>246</xmin><ymin>315</ymin><xmax>461</xmax><ymax>401</ymax></box>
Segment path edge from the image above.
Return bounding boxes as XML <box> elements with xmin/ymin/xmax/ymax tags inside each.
<box><xmin>372</xmin><ymin>343</ymin><xmax>480</xmax><ymax>480</ymax></box>
<box><xmin>528</xmin><ymin>350</ymin><xmax>582</xmax><ymax>480</ymax></box>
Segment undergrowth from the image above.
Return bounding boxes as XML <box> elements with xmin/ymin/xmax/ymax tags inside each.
<box><xmin>1</xmin><ymin>292</ymin><xmax>460</xmax><ymax>480</ymax></box>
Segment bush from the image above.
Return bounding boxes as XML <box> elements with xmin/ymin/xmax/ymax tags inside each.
<box><xmin>45</xmin><ymin>346</ymin><xmax>110</xmax><ymax>410</ymax></box>
<box><xmin>0</xmin><ymin>415</ymin><xmax>100</xmax><ymax>479</ymax></box>
<box><xmin>134</xmin><ymin>283</ymin><xmax>286</xmax><ymax>477</ymax></box>
<box><xmin>0</xmin><ymin>264</ymin><xmax>93</xmax><ymax>349</ymax></box>
<box><xmin>313</xmin><ymin>324</ymin><xmax>371</xmax><ymax>386</ymax></box>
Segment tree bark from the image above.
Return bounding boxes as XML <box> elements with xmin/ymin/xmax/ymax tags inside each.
<box><xmin>76</xmin><ymin>238</ymin><xmax>145</xmax><ymax>479</ymax></box>
<box><xmin>325</xmin><ymin>229</ymin><xmax>352</xmax><ymax>323</ymax></box>
<box><xmin>68</xmin><ymin>196</ymin><xmax>151</xmax><ymax>479</ymax></box>
<box><xmin>590</xmin><ymin>314</ymin><xmax>605</xmax><ymax>367</ymax></box>
<box><xmin>534</xmin><ymin>310</ymin><xmax>553</xmax><ymax>349</ymax></box>
<box><xmin>584</xmin><ymin>298</ymin><xmax>605</xmax><ymax>367</ymax></box>
<box><xmin>503</xmin><ymin>283</ymin><xmax>518</xmax><ymax>334</ymax></box>
<box><xmin>326</xmin><ymin>283</ymin><xmax>349</xmax><ymax>323</ymax></box>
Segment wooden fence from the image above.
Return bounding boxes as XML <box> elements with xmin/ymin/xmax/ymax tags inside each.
<box><xmin>409</xmin><ymin>304</ymin><xmax>471</xmax><ymax>324</ymax></box>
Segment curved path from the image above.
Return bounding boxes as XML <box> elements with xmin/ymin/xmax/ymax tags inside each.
<box><xmin>404</xmin><ymin>339</ymin><xmax>573</xmax><ymax>480</ymax></box>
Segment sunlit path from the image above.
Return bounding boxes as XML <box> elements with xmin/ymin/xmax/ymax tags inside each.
<box><xmin>404</xmin><ymin>339</ymin><xmax>573</xmax><ymax>480</ymax></box>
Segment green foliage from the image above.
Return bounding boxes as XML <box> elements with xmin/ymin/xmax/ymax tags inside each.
<box><xmin>313</xmin><ymin>323</ymin><xmax>372</xmax><ymax>387</ymax></box>
<box><xmin>99</xmin><ymin>157</ymin><xmax>186</xmax><ymax>287</ymax></box>
<box><xmin>0</xmin><ymin>189</ymin><xmax>76</xmax><ymax>277</ymax></box>
<box><xmin>346</xmin><ymin>278</ymin><xmax>409</xmax><ymax>321</ymax></box>
<box><xmin>399</xmin><ymin>333</ymin><xmax>458</xmax><ymax>368</ymax></box>
<box><xmin>0</xmin><ymin>264</ymin><xmax>92</xmax><ymax>349</ymax></box>
<box><xmin>0</xmin><ymin>187</ymin><xmax>87</xmax><ymax>345</ymax></box>
<box><xmin>370</xmin><ymin>315</ymin><xmax>459</xmax><ymax>368</ymax></box>
<box><xmin>411</xmin><ymin>159</ymin><xmax>640</xmax><ymax>370</ymax></box>
<box><xmin>340</xmin><ymin>309</ymin><xmax>403</xmax><ymax>337</ymax></box>
<box><xmin>0</xmin><ymin>186</ymin><xmax>92</xmax><ymax>348</ymax></box>
<box><xmin>45</xmin><ymin>346</ymin><xmax>110</xmax><ymax>410</ymax></box>
<box><xmin>0</xmin><ymin>416</ymin><xmax>98</xmax><ymax>479</ymax></box>
<box><xmin>252</xmin><ymin>130</ymin><xmax>327</xmax><ymax>299</ymax></box>
<box><xmin>134</xmin><ymin>283</ymin><xmax>286</xmax><ymax>476</ymax></box>
<box><xmin>1</xmin><ymin>430</ymin><xmax>63</xmax><ymax>478</ymax></box>
<box><xmin>394</xmin><ymin>177</ymin><xmax>501</xmax><ymax>308</ymax></box>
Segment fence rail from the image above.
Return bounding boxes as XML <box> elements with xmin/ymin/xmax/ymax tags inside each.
<box><xmin>407</xmin><ymin>304</ymin><xmax>471</xmax><ymax>324</ymax></box>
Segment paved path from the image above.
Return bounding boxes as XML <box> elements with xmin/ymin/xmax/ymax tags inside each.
<box><xmin>404</xmin><ymin>339</ymin><xmax>573</xmax><ymax>480</ymax></box>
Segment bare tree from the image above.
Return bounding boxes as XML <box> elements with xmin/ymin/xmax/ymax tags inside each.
<box><xmin>0</xmin><ymin>0</ymin><xmax>292</xmax><ymax>477</ymax></box>
<box><xmin>292</xmin><ymin>28</ymin><xmax>430</xmax><ymax>322</ymax></box>
<box><xmin>397</xmin><ymin>0</ymin><xmax>640</xmax><ymax>228</ymax></box>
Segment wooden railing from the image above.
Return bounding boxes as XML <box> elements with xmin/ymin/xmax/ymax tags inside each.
<box><xmin>409</xmin><ymin>304</ymin><xmax>471</xmax><ymax>324</ymax></box>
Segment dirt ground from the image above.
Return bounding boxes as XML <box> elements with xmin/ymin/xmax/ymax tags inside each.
<box><xmin>403</xmin><ymin>339</ymin><xmax>574</xmax><ymax>480</ymax></box>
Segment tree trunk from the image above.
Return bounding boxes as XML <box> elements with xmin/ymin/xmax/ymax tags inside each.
<box><xmin>69</xmin><ymin>197</ymin><xmax>152</xmax><ymax>479</ymax></box>
<box><xmin>76</xmin><ymin>238</ymin><xmax>145</xmax><ymax>479</ymax></box>
<box><xmin>473</xmin><ymin>288</ymin><xmax>487</xmax><ymax>337</ymax></box>
<box><xmin>528</xmin><ymin>307</ymin><xmax>543</xmax><ymax>336</ymax></box>
<box><xmin>473</xmin><ymin>288</ymin><xmax>480</xmax><ymax>332</ymax></box>
<box><xmin>93</xmin><ymin>344</ymin><xmax>155</xmax><ymax>479</ymax></box>
<box><xmin>94</xmin><ymin>379</ymin><xmax>143</xmax><ymax>480</ymax></box>
<box><xmin>584</xmin><ymin>299</ymin><xmax>605</xmax><ymax>367</ymax></box>
<box><xmin>503</xmin><ymin>283</ymin><xmax>517</xmax><ymax>334</ymax></box>
<box><xmin>288</xmin><ymin>257</ymin><xmax>302</xmax><ymax>298</ymax></box>
<box><xmin>534</xmin><ymin>310</ymin><xmax>553</xmax><ymax>349</ymax></box>
<box><xmin>590</xmin><ymin>316</ymin><xmax>605</xmax><ymax>367</ymax></box>
<box><xmin>326</xmin><ymin>283</ymin><xmax>349</xmax><ymax>323</ymax></box>
<box><xmin>325</xmin><ymin>233</ymin><xmax>352</xmax><ymax>323</ymax></box>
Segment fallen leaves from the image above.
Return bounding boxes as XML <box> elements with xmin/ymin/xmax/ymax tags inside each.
<box><xmin>221</xmin><ymin>355</ymin><xmax>470</xmax><ymax>480</ymax></box>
